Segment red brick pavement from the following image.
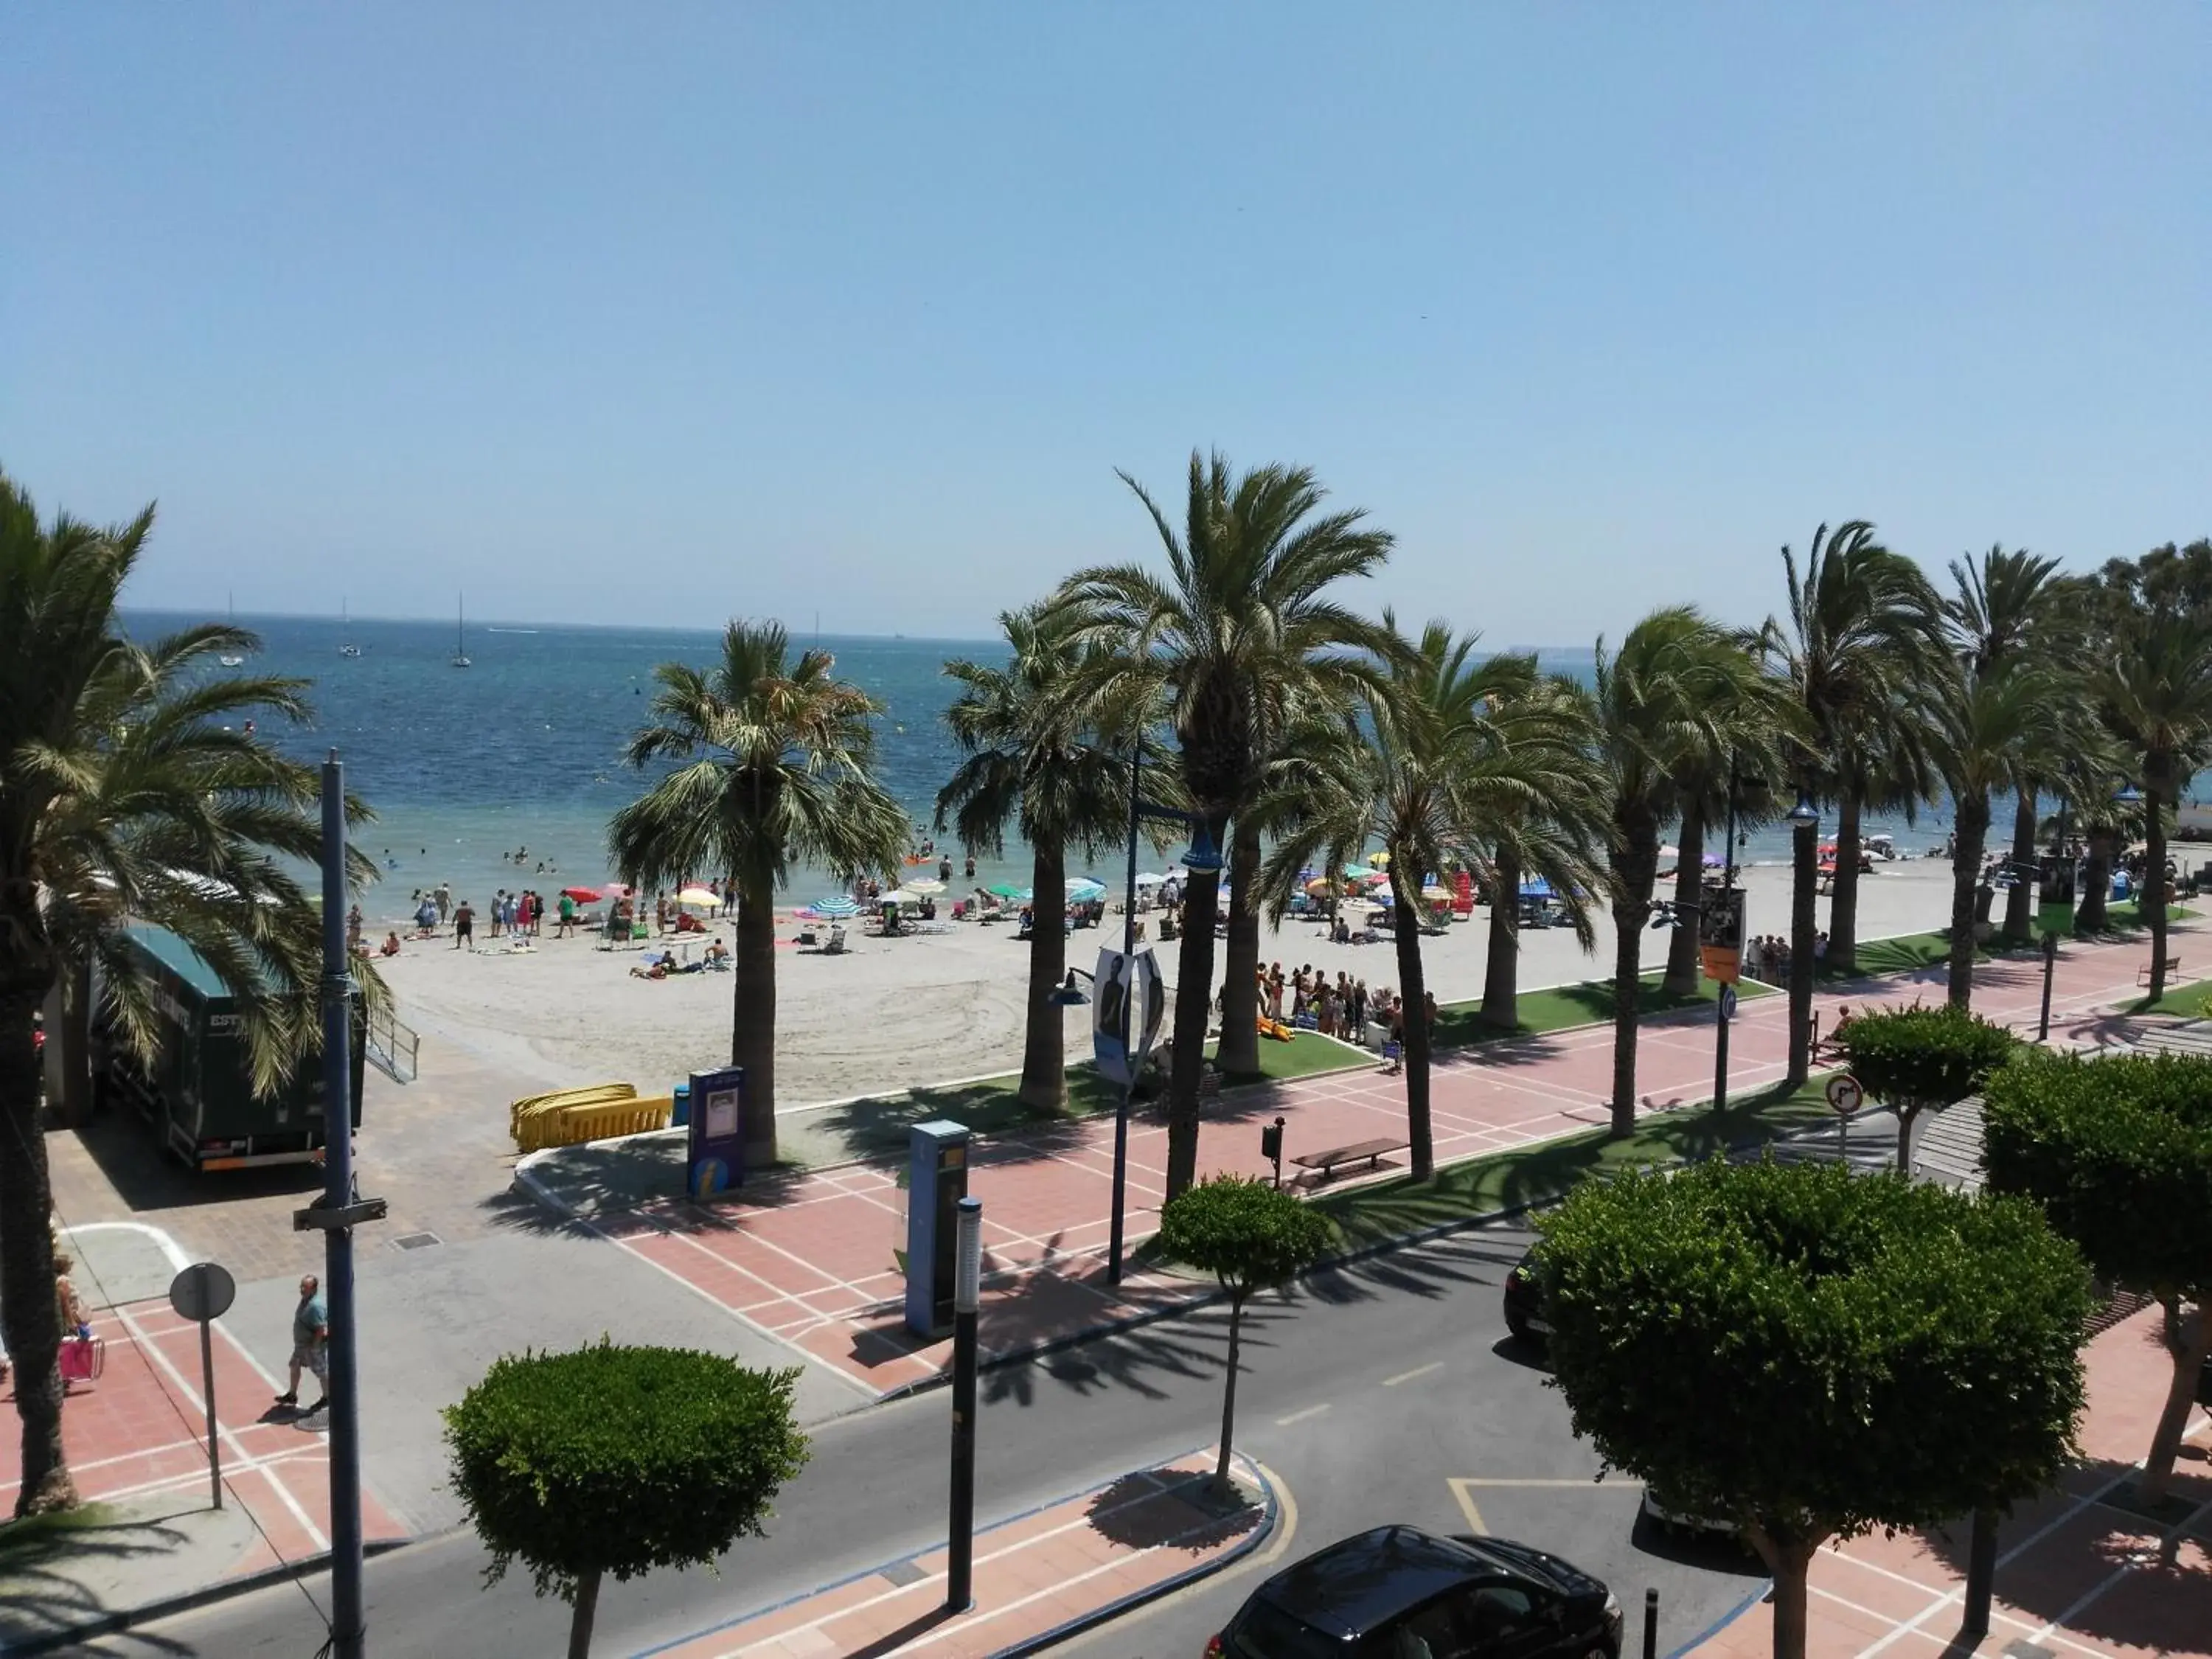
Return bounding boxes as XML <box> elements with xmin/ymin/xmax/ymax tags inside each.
<box><xmin>539</xmin><ymin>933</ymin><xmax>2179</xmax><ymax>1398</ymax></box>
<box><xmin>0</xmin><ymin>1301</ymin><xmax>406</xmax><ymax>1577</ymax></box>
<box><xmin>1688</xmin><ymin>1302</ymin><xmax>2212</xmax><ymax>1659</ymax></box>
<box><xmin>636</xmin><ymin>1449</ymin><xmax>1268</xmax><ymax>1658</ymax></box>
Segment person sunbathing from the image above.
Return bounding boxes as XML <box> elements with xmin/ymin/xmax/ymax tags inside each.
<box><xmin>379</xmin><ymin>931</ymin><xmax>402</xmax><ymax>957</ymax></box>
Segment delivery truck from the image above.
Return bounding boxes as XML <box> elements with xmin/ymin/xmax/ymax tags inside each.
<box><xmin>93</xmin><ymin>925</ymin><xmax>365</xmax><ymax>1172</ymax></box>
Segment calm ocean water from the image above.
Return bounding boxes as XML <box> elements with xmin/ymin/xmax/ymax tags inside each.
<box><xmin>122</xmin><ymin>610</ymin><xmax>1975</xmax><ymax>920</ymax></box>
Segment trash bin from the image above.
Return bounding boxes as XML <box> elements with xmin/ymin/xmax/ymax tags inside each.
<box><xmin>672</xmin><ymin>1083</ymin><xmax>690</xmax><ymax>1127</ymax></box>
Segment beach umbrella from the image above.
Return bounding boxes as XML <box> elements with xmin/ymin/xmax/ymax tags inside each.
<box><xmin>809</xmin><ymin>894</ymin><xmax>860</xmax><ymax>918</ymax></box>
<box><xmin>880</xmin><ymin>888</ymin><xmax>927</xmax><ymax>906</ymax></box>
<box><xmin>985</xmin><ymin>880</ymin><xmax>1026</xmax><ymax>898</ymax></box>
<box><xmin>905</xmin><ymin>877</ymin><xmax>947</xmax><ymax>895</ymax></box>
<box><xmin>1703</xmin><ymin>852</ymin><xmax>1725</xmax><ymax>869</ymax></box>
<box><xmin>1518</xmin><ymin>877</ymin><xmax>1554</xmax><ymax>900</ymax></box>
<box><xmin>1366</xmin><ymin>849</ymin><xmax>1391</xmax><ymax>868</ymax></box>
<box><xmin>1133</xmin><ymin>871</ymin><xmax>1168</xmax><ymax>888</ymax></box>
<box><xmin>1067</xmin><ymin>877</ymin><xmax>1106</xmax><ymax>900</ymax></box>
<box><xmin>600</xmin><ymin>881</ymin><xmax>634</xmax><ymax>900</ymax></box>
<box><xmin>675</xmin><ymin>886</ymin><xmax>720</xmax><ymax>908</ymax></box>
<box><xmin>1304</xmin><ymin>876</ymin><xmax>1340</xmax><ymax>897</ymax></box>
<box><xmin>560</xmin><ymin>886</ymin><xmax>602</xmax><ymax>903</ymax></box>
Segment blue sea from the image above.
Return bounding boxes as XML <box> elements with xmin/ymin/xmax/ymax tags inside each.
<box><xmin>122</xmin><ymin>610</ymin><xmax>1979</xmax><ymax>920</ymax></box>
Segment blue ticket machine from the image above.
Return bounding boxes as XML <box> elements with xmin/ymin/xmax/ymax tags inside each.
<box><xmin>904</xmin><ymin>1120</ymin><xmax>970</xmax><ymax>1338</ymax></box>
<box><xmin>686</xmin><ymin>1065</ymin><xmax>745</xmax><ymax>1199</ymax></box>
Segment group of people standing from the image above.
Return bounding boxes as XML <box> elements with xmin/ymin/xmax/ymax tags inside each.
<box><xmin>1742</xmin><ymin>931</ymin><xmax>1829</xmax><ymax>982</ymax></box>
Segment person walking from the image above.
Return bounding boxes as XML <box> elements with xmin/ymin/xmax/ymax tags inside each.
<box><xmin>489</xmin><ymin>891</ymin><xmax>505</xmax><ymax>939</ymax></box>
<box><xmin>557</xmin><ymin>891</ymin><xmax>576</xmax><ymax>937</ymax></box>
<box><xmin>453</xmin><ymin>897</ymin><xmax>474</xmax><ymax>951</ymax></box>
<box><xmin>434</xmin><ymin>881</ymin><xmax>451</xmax><ymax>922</ymax></box>
<box><xmin>274</xmin><ymin>1274</ymin><xmax>328</xmax><ymax>1413</ymax></box>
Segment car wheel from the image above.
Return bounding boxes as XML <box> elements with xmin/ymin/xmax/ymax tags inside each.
<box><xmin>1505</xmin><ymin>1311</ymin><xmax>1531</xmax><ymax>1343</ymax></box>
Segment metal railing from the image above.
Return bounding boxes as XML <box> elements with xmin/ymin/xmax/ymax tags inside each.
<box><xmin>366</xmin><ymin>1005</ymin><xmax>419</xmax><ymax>1084</ymax></box>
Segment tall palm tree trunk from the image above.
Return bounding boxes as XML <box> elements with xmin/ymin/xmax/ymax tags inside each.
<box><xmin>1481</xmin><ymin>849</ymin><xmax>1521</xmax><ymax>1032</ymax></box>
<box><xmin>1388</xmin><ymin>873</ymin><xmax>1435</xmax><ymax>1179</ymax></box>
<box><xmin>2144</xmin><ymin>774</ymin><xmax>2171</xmax><ymax>1001</ymax></box>
<box><xmin>1947</xmin><ymin>791</ymin><xmax>1991</xmax><ymax>1010</ymax></box>
<box><xmin>1</xmin><ymin>984</ymin><xmax>74</xmax><ymax>1515</ymax></box>
<box><xmin>52</xmin><ymin>963</ymin><xmax>91</xmax><ymax>1128</ymax></box>
<box><xmin>2076</xmin><ymin>831</ymin><xmax>2114</xmax><ymax>932</ymax></box>
<box><xmin>2002</xmin><ymin>790</ymin><xmax>2037</xmax><ymax>944</ymax></box>
<box><xmin>731</xmin><ymin>861</ymin><xmax>780</xmax><ymax>1167</ymax></box>
<box><xmin>1662</xmin><ymin>810</ymin><xmax>1705</xmax><ymax>996</ymax></box>
<box><xmin>1164</xmin><ymin>841</ymin><xmax>1225</xmax><ymax>1201</ymax></box>
<box><xmin>1217</xmin><ymin>821</ymin><xmax>1262</xmax><ymax>1079</ymax></box>
<box><xmin>1787</xmin><ymin>818</ymin><xmax>1817</xmax><ymax>1088</ymax></box>
<box><xmin>1828</xmin><ymin>794</ymin><xmax>1864</xmax><ymax>975</ymax></box>
<box><xmin>1608</xmin><ymin>829</ymin><xmax>1657</xmax><ymax>1140</ymax></box>
<box><xmin>1017</xmin><ymin>841</ymin><xmax>1069</xmax><ymax>1111</ymax></box>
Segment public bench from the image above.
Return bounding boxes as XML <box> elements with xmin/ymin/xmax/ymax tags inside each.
<box><xmin>2138</xmin><ymin>958</ymin><xmax>2183</xmax><ymax>988</ymax></box>
<box><xmin>1292</xmin><ymin>1136</ymin><xmax>1409</xmax><ymax>1185</ymax></box>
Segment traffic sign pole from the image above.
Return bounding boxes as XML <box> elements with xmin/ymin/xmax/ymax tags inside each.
<box><xmin>1825</xmin><ymin>1074</ymin><xmax>1864</xmax><ymax>1167</ymax></box>
<box><xmin>167</xmin><ymin>1262</ymin><xmax>237</xmax><ymax>1512</ymax></box>
<box><xmin>200</xmin><ymin>1315</ymin><xmax>220</xmax><ymax>1509</ymax></box>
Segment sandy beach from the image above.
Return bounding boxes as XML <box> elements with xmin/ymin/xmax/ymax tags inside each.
<box><xmin>377</xmin><ymin>860</ymin><xmax>1967</xmax><ymax>1110</ymax></box>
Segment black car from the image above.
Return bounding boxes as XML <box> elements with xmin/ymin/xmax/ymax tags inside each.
<box><xmin>1502</xmin><ymin>1246</ymin><xmax>1548</xmax><ymax>1344</ymax></box>
<box><xmin>1209</xmin><ymin>1525</ymin><xmax>1622</xmax><ymax>1658</ymax></box>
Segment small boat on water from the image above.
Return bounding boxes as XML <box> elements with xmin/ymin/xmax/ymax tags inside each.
<box><xmin>451</xmin><ymin>596</ymin><xmax>471</xmax><ymax>668</ymax></box>
<box><xmin>340</xmin><ymin>597</ymin><xmax>361</xmax><ymax>658</ymax></box>
<box><xmin>219</xmin><ymin>591</ymin><xmax>245</xmax><ymax>667</ymax></box>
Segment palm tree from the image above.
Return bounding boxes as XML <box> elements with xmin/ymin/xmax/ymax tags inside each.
<box><xmin>1593</xmin><ymin>608</ymin><xmax>1770</xmax><ymax>1139</ymax></box>
<box><xmin>611</xmin><ymin>622</ymin><xmax>907</xmax><ymax>1160</ymax></box>
<box><xmin>1944</xmin><ymin>547</ymin><xmax>2067</xmax><ymax>945</ymax></box>
<box><xmin>936</xmin><ymin>605</ymin><xmax>1132</xmax><ymax>1112</ymax></box>
<box><xmin>1473</xmin><ymin>668</ymin><xmax>1607</xmax><ymax>1032</ymax></box>
<box><xmin>1059</xmin><ymin>451</ymin><xmax>1396</xmax><ymax>1200</ymax></box>
<box><xmin>1925</xmin><ymin>658</ymin><xmax>2055</xmax><ymax>1009</ymax></box>
<box><xmin>1</xmin><ymin>473</ymin><xmax>374</xmax><ymax>1515</ymax></box>
<box><xmin>1256</xmin><ymin>624</ymin><xmax>1604</xmax><ymax>1178</ymax></box>
<box><xmin>1761</xmin><ymin>522</ymin><xmax>1941</xmax><ymax>1082</ymax></box>
<box><xmin>2095</xmin><ymin>609</ymin><xmax>2212</xmax><ymax>1001</ymax></box>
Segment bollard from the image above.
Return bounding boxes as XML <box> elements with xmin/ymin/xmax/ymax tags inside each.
<box><xmin>1642</xmin><ymin>1587</ymin><xmax>1658</xmax><ymax>1659</ymax></box>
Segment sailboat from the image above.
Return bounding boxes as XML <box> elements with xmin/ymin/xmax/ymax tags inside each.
<box><xmin>339</xmin><ymin>597</ymin><xmax>361</xmax><ymax>657</ymax></box>
<box><xmin>219</xmin><ymin>591</ymin><xmax>244</xmax><ymax>667</ymax></box>
<box><xmin>451</xmin><ymin>596</ymin><xmax>471</xmax><ymax>668</ymax></box>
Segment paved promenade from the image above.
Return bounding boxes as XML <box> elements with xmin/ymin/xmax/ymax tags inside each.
<box><xmin>523</xmin><ymin>931</ymin><xmax>2179</xmax><ymax>1397</ymax></box>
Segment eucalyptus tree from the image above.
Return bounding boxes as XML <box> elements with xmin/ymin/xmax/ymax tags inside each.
<box><xmin>1761</xmin><ymin>522</ymin><xmax>1942</xmax><ymax>1082</ymax></box>
<box><xmin>611</xmin><ymin>622</ymin><xmax>908</xmax><ymax>1158</ymax></box>
<box><xmin>936</xmin><ymin>605</ymin><xmax>1133</xmax><ymax>1112</ymax></box>
<box><xmin>1059</xmin><ymin>451</ymin><xmax>1397</xmax><ymax>1200</ymax></box>
<box><xmin>1</xmin><ymin>473</ymin><xmax>376</xmax><ymax>1514</ymax></box>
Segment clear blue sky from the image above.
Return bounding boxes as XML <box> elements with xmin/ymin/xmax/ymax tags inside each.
<box><xmin>5</xmin><ymin>3</ymin><xmax>2205</xmax><ymax>643</ymax></box>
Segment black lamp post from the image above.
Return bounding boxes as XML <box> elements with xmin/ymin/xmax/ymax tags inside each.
<box><xmin>1048</xmin><ymin>751</ymin><xmax>1219</xmax><ymax>1286</ymax></box>
<box><xmin>1712</xmin><ymin>761</ymin><xmax>1742</xmax><ymax>1112</ymax></box>
<box><xmin>1784</xmin><ymin>790</ymin><xmax>1820</xmax><ymax>1085</ymax></box>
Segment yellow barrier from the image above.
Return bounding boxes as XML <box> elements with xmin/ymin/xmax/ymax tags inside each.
<box><xmin>515</xmin><ymin>1093</ymin><xmax>675</xmax><ymax>1152</ymax></box>
<box><xmin>510</xmin><ymin>1082</ymin><xmax>636</xmax><ymax>1139</ymax></box>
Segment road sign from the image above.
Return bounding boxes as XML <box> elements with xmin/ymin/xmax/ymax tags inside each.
<box><xmin>167</xmin><ymin>1263</ymin><xmax>237</xmax><ymax>1510</ymax></box>
<box><xmin>1825</xmin><ymin>1073</ymin><xmax>1865</xmax><ymax>1117</ymax></box>
<box><xmin>1717</xmin><ymin>984</ymin><xmax>1737</xmax><ymax>1020</ymax></box>
<box><xmin>168</xmin><ymin>1262</ymin><xmax>235</xmax><ymax>1323</ymax></box>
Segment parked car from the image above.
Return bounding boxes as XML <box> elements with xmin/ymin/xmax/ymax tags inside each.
<box><xmin>1208</xmin><ymin>1525</ymin><xmax>1621</xmax><ymax>1658</ymax></box>
<box><xmin>1503</xmin><ymin>1245</ymin><xmax>1548</xmax><ymax>1345</ymax></box>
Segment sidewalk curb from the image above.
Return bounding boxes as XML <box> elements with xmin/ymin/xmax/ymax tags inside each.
<box><xmin>627</xmin><ymin>1449</ymin><xmax>1276</xmax><ymax>1659</ymax></box>
<box><xmin>0</xmin><ymin>1536</ymin><xmax>414</xmax><ymax>1659</ymax></box>
<box><xmin>992</xmin><ymin>1451</ymin><xmax>1278</xmax><ymax>1658</ymax></box>
<box><xmin>1662</xmin><ymin>1579</ymin><xmax>1773</xmax><ymax>1659</ymax></box>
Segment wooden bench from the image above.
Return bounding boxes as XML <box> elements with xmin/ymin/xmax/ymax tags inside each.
<box><xmin>1292</xmin><ymin>1136</ymin><xmax>1409</xmax><ymax>1184</ymax></box>
<box><xmin>2138</xmin><ymin>959</ymin><xmax>2183</xmax><ymax>988</ymax></box>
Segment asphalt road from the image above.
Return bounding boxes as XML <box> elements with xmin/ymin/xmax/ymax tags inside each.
<box><xmin>74</xmin><ymin>1194</ymin><xmax>1814</xmax><ymax>1659</ymax></box>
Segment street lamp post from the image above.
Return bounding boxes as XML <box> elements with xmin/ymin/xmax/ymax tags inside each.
<box><xmin>1785</xmin><ymin>790</ymin><xmax>1821</xmax><ymax>1087</ymax></box>
<box><xmin>1712</xmin><ymin>762</ymin><xmax>1741</xmax><ymax>1113</ymax></box>
<box><xmin>1049</xmin><ymin>748</ymin><xmax>1218</xmax><ymax>1286</ymax></box>
<box><xmin>945</xmin><ymin>1195</ymin><xmax>982</xmax><ymax>1613</ymax></box>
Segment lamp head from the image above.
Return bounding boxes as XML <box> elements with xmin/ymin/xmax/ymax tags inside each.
<box><xmin>2114</xmin><ymin>783</ymin><xmax>2144</xmax><ymax>806</ymax></box>
<box><xmin>1786</xmin><ymin>790</ymin><xmax>1820</xmax><ymax>826</ymax></box>
<box><xmin>1180</xmin><ymin>824</ymin><xmax>1224</xmax><ymax>875</ymax></box>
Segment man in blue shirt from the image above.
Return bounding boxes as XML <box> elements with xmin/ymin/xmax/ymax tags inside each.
<box><xmin>275</xmin><ymin>1274</ymin><xmax>328</xmax><ymax>1413</ymax></box>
